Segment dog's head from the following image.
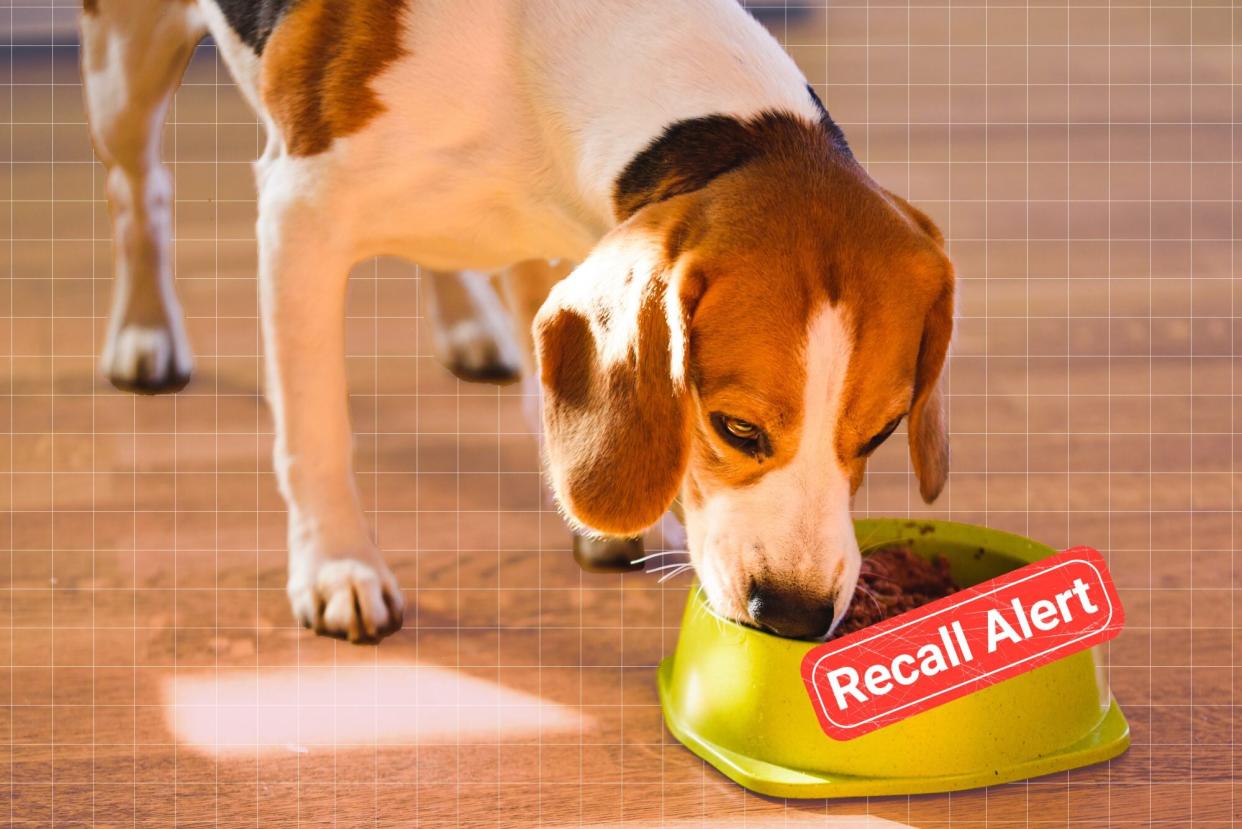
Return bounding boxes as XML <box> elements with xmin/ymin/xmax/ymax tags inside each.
<box><xmin>535</xmin><ymin>113</ymin><xmax>954</xmax><ymax>639</ymax></box>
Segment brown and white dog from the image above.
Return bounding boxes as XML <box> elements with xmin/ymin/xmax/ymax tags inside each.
<box><xmin>80</xmin><ymin>0</ymin><xmax>954</xmax><ymax>643</ymax></box>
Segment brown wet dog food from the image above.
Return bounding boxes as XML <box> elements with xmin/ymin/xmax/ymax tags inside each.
<box><xmin>832</xmin><ymin>546</ymin><xmax>959</xmax><ymax>638</ymax></box>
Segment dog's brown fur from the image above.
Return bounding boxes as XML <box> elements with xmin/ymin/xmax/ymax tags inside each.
<box><xmin>830</xmin><ymin>190</ymin><xmax>953</xmax><ymax>499</ymax></box>
<box><xmin>260</xmin><ymin>0</ymin><xmax>407</xmax><ymax>156</ymax></box>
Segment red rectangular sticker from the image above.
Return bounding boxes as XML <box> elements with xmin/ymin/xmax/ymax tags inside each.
<box><xmin>802</xmin><ymin>546</ymin><xmax>1124</xmax><ymax>741</ymax></box>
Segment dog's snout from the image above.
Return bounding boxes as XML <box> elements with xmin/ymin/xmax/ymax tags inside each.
<box><xmin>747</xmin><ymin>583</ymin><xmax>835</xmax><ymax>640</ymax></box>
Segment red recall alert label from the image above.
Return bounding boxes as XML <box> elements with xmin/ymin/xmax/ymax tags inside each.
<box><xmin>801</xmin><ymin>546</ymin><xmax>1124</xmax><ymax>741</ymax></box>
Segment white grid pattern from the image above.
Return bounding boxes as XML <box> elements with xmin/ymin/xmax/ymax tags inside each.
<box><xmin>1</xmin><ymin>0</ymin><xmax>1239</xmax><ymax>826</ymax></box>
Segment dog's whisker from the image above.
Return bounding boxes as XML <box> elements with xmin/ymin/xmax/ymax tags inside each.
<box><xmin>631</xmin><ymin>550</ymin><xmax>687</xmax><ymax>565</ymax></box>
<box><xmin>855</xmin><ymin>526</ymin><xmax>890</xmax><ymax>553</ymax></box>
<box><xmin>657</xmin><ymin>564</ymin><xmax>695</xmax><ymax>584</ymax></box>
<box><xmin>689</xmin><ymin>584</ymin><xmax>710</xmax><ymax>623</ymax></box>
<box><xmin>646</xmin><ymin>560</ymin><xmax>692</xmax><ymax>573</ymax></box>
<box><xmin>853</xmin><ymin>583</ymin><xmax>883</xmax><ymax>615</ymax></box>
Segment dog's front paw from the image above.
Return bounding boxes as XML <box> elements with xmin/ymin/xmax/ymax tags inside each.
<box><xmin>102</xmin><ymin>322</ymin><xmax>193</xmax><ymax>394</ymax></box>
<box><xmin>287</xmin><ymin>552</ymin><xmax>405</xmax><ymax>643</ymax></box>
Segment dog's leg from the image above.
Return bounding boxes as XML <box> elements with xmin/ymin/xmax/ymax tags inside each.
<box><xmin>499</xmin><ymin>259</ymin><xmax>644</xmax><ymax>572</ymax></box>
<box><xmin>257</xmin><ymin>171</ymin><xmax>403</xmax><ymax>643</ymax></box>
<box><xmin>423</xmin><ymin>270</ymin><xmax>523</xmax><ymax>385</ymax></box>
<box><xmin>80</xmin><ymin>1</ymin><xmax>202</xmax><ymax>393</ymax></box>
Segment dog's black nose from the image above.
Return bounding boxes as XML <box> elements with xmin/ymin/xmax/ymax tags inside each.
<box><xmin>747</xmin><ymin>583</ymin><xmax>835</xmax><ymax>640</ymax></box>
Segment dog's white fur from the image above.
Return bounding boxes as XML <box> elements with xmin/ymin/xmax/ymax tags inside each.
<box><xmin>82</xmin><ymin>0</ymin><xmax>859</xmax><ymax>641</ymax></box>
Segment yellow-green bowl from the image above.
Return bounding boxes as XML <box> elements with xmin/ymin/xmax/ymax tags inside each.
<box><xmin>658</xmin><ymin>518</ymin><xmax>1129</xmax><ymax>798</ymax></box>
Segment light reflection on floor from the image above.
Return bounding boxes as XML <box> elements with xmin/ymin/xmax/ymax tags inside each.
<box><xmin>166</xmin><ymin>662</ymin><xmax>588</xmax><ymax>757</ymax></box>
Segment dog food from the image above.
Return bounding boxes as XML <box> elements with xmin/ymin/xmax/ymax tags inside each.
<box><xmin>832</xmin><ymin>546</ymin><xmax>959</xmax><ymax>637</ymax></box>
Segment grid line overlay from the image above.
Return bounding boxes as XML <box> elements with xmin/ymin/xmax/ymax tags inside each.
<box><xmin>2</xmin><ymin>1</ymin><xmax>1241</xmax><ymax>827</ymax></box>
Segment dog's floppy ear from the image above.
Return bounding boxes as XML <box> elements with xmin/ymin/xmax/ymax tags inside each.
<box><xmin>883</xmin><ymin>189</ymin><xmax>954</xmax><ymax>502</ymax></box>
<box><xmin>908</xmin><ymin>281</ymin><xmax>953</xmax><ymax>503</ymax></box>
<box><xmin>534</xmin><ymin>210</ymin><xmax>703</xmax><ymax>536</ymax></box>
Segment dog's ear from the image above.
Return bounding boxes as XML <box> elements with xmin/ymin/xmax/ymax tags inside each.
<box><xmin>908</xmin><ymin>282</ymin><xmax>953</xmax><ymax>503</ymax></box>
<box><xmin>534</xmin><ymin>208</ymin><xmax>704</xmax><ymax>536</ymax></box>
<box><xmin>883</xmin><ymin>189</ymin><xmax>954</xmax><ymax>502</ymax></box>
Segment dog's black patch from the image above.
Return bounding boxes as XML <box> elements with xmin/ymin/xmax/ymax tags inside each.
<box><xmin>613</xmin><ymin>107</ymin><xmax>853</xmax><ymax>220</ymax></box>
<box><xmin>806</xmin><ymin>84</ymin><xmax>852</xmax><ymax>157</ymax></box>
<box><xmin>216</xmin><ymin>0</ymin><xmax>298</xmax><ymax>54</ymax></box>
<box><xmin>613</xmin><ymin>114</ymin><xmax>765</xmax><ymax>220</ymax></box>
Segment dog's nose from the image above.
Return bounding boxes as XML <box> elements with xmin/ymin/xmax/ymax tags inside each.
<box><xmin>747</xmin><ymin>583</ymin><xmax>835</xmax><ymax>640</ymax></box>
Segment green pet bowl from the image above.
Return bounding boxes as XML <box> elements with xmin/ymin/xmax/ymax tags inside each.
<box><xmin>658</xmin><ymin>518</ymin><xmax>1130</xmax><ymax>798</ymax></box>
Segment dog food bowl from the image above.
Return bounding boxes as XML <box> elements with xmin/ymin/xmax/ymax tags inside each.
<box><xmin>657</xmin><ymin>518</ymin><xmax>1130</xmax><ymax>798</ymax></box>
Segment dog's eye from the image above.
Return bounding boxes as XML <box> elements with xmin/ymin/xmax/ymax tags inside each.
<box><xmin>710</xmin><ymin>412</ymin><xmax>771</xmax><ymax>459</ymax></box>
<box><xmin>858</xmin><ymin>415</ymin><xmax>905</xmax><ymax>457</ymax></box>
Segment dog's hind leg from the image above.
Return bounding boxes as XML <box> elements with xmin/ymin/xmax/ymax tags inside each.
<box><xmin>80</xmin><ymin>1</ymin><xmax>204</xmax><ymax>393</ymax></box>
<box><xmin>423</xmin><ymin>270</ymin><xmax>523</xmax><ymax>385</ymax></box>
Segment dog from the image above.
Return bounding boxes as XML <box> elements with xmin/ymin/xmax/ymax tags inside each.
<box><xmin>80</xmin><ymin>0</ymin><xmax>954</xmax><ymax>643</ymax></box>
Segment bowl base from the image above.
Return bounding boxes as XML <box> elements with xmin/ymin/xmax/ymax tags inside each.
<box><xmin>658</xmin><ymin>657</ymin><xmax>1130</xmax><ymax>799</ymax></box>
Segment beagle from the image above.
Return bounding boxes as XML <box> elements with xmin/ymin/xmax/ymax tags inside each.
<box><xmin>80</xmin><ymin>0</ymin><xmax>954</xmax><ymax>642</ymax></box>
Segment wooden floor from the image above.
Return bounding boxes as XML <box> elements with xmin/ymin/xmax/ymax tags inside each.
<box><xmin>2</xmin><ymin>3</ymin><xmax>1240</xmax><ymax>827</ymax></box>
